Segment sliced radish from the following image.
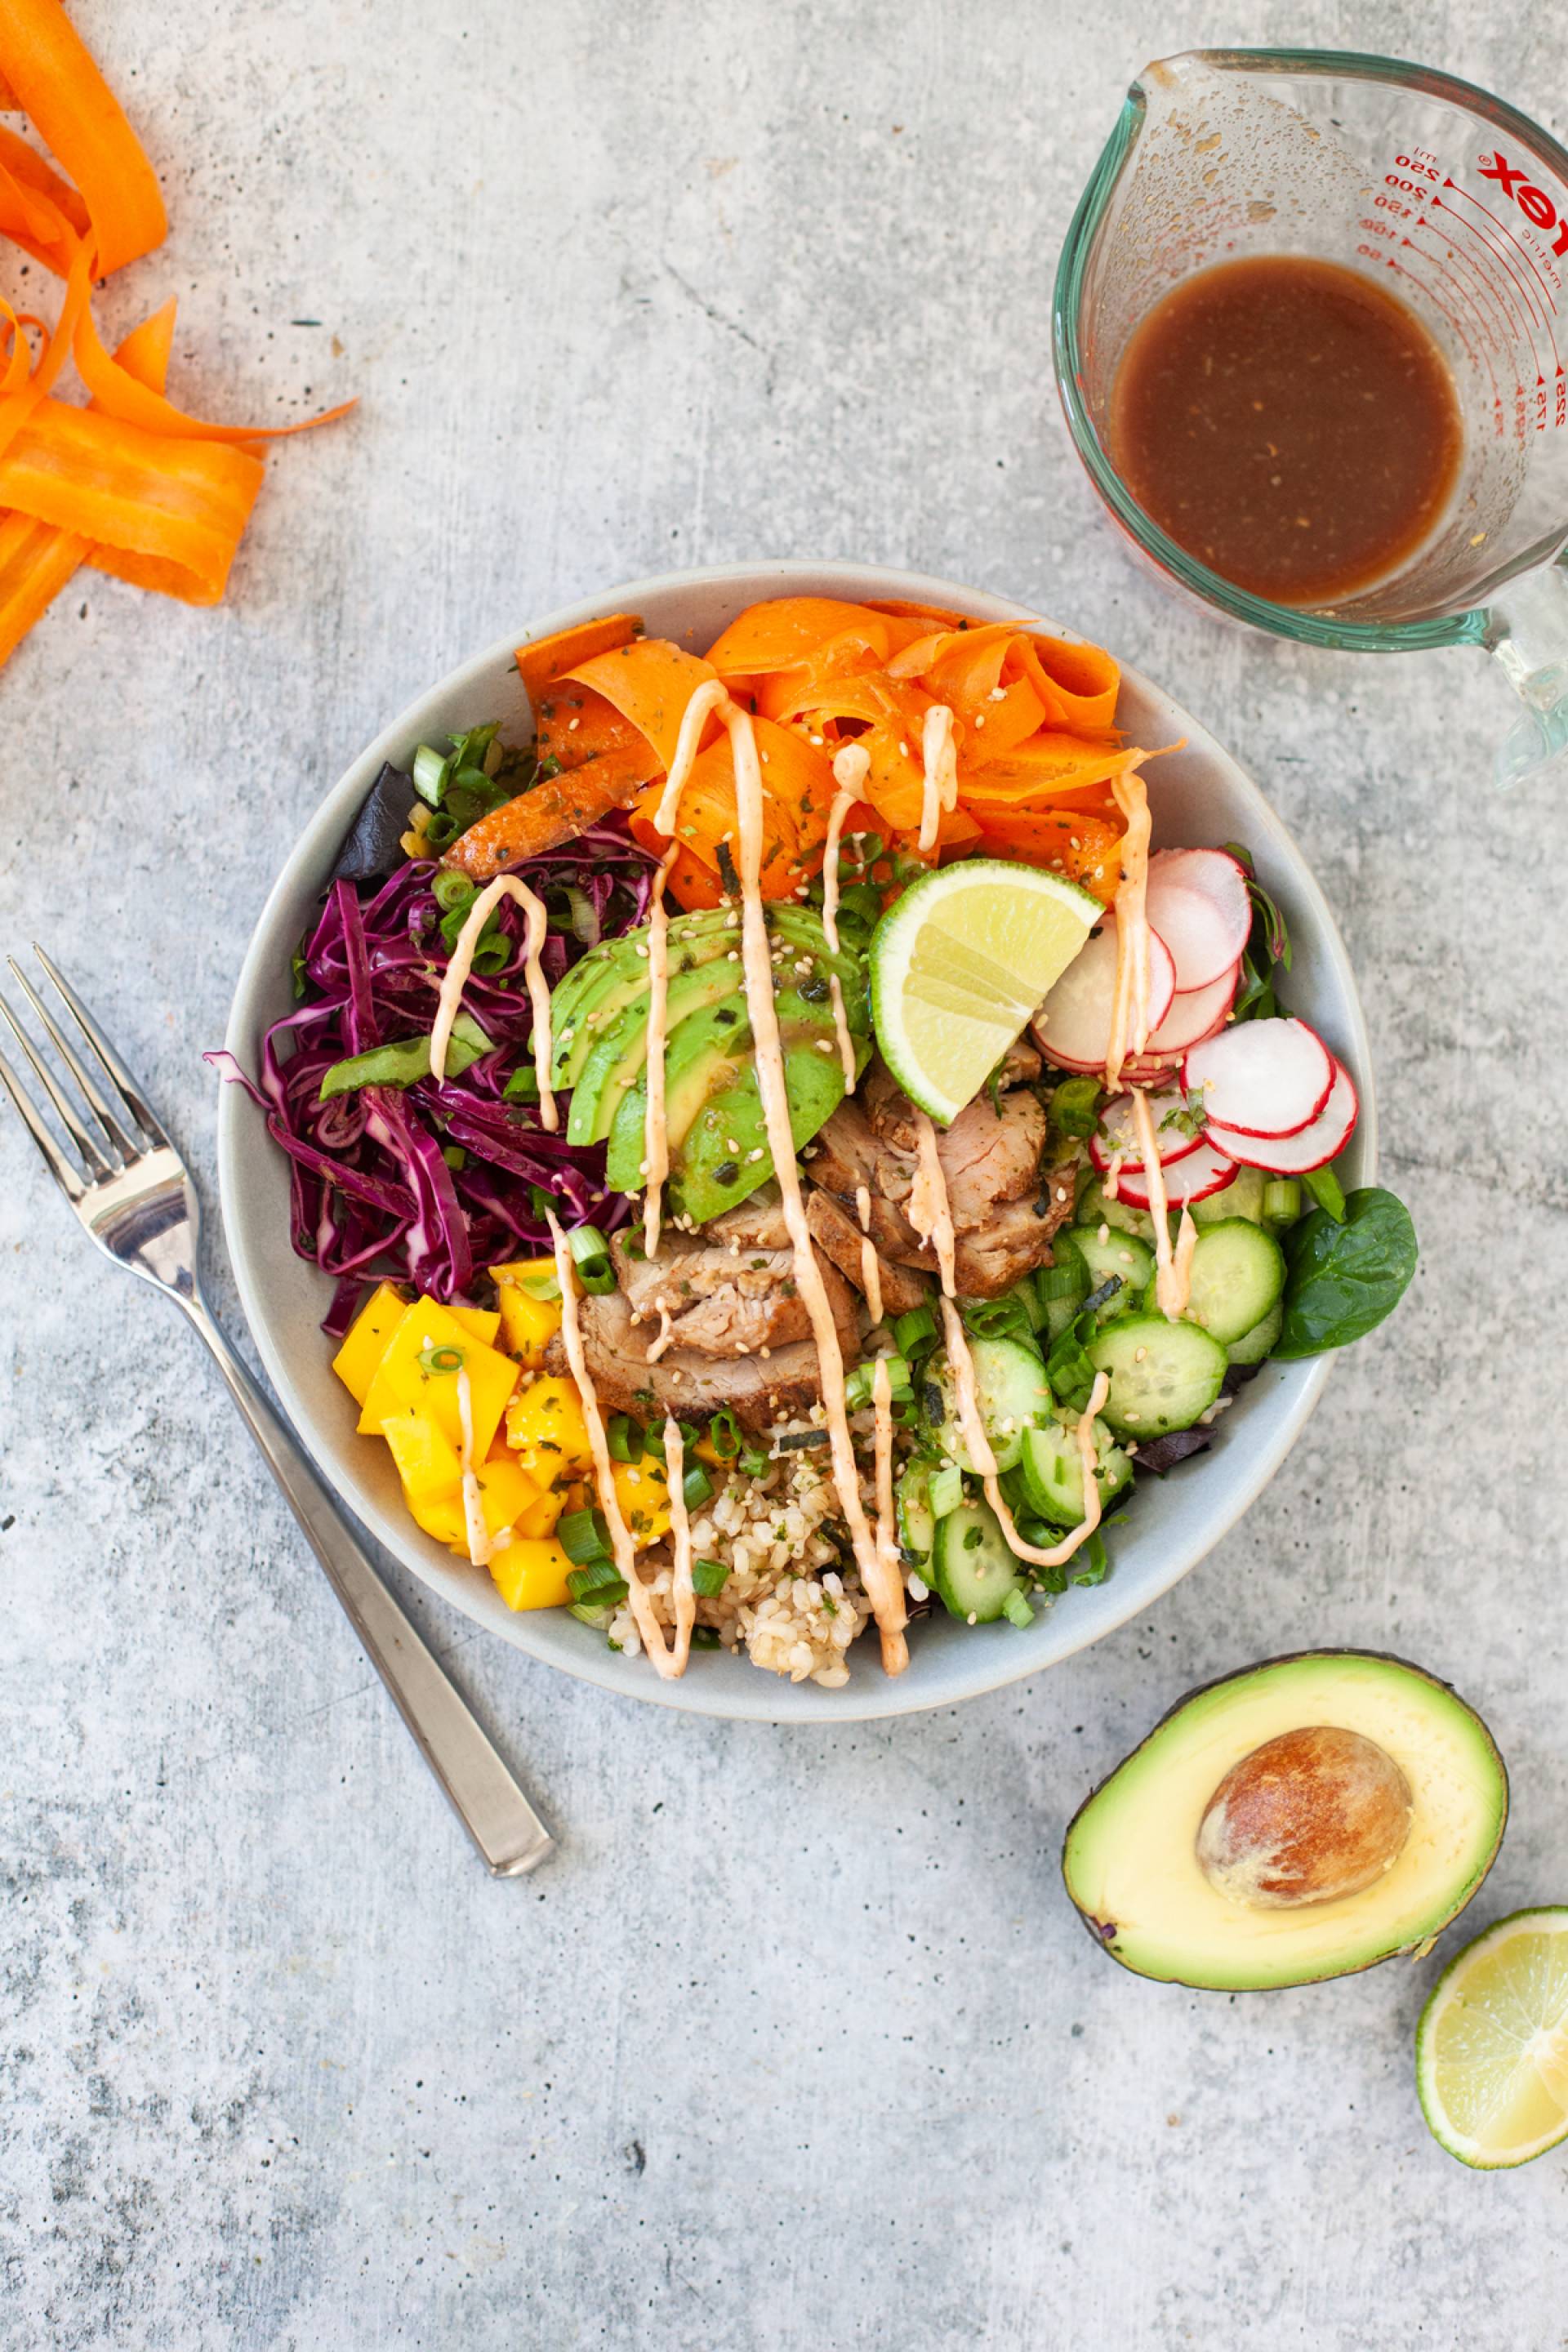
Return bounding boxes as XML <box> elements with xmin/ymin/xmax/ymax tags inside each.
<box><xmin>1089</xmin><ymin>1087</ymin><xmax>1203</xmax><ymax>1174</ymax></box>
<box><xmin>1209</xmin><ymin>1058</ymin><xmax>1358</xmax><ymax>1174</ymax></box>
<box><xmin>1119</xmin><ymin>1054</ymin><xmax>1187</xmax><ymax>1088</ymax></box>
<box><xmin>1183</xmin><ymin>1018</ymin><xmax>1333</xmax><ymax>1139</ymax></box>
<box><xmin>1142</xmin><ymin>958</ymin><xmax>1240</xmax><ymax>1056</ymax></box>
<box><xmin>1146</xmin><ymin>849</ymin><xmax>1251</xmax><ymax>990</ymax></box>
<box><xmin>1031</xmin><ymin>915</ymin><xmax>1176</xmax><ymax>1071</ymax></box>
<box><xmin>1116</xmin><ymin>1137</ymin><xmax>1238</xmax><ymax>1209</ymax></box>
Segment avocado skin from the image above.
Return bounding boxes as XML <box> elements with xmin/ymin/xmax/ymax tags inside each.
<box><xmin>1060</xmin><ymin>1648</ymin><xmax>1509</xmax><ymax>1993</ymax></box>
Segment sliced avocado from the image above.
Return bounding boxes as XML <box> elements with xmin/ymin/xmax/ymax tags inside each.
<box><xmin>551</xmin><ymin>911</ymin><xmax>741</xmax><ymax>1089</ymax></box>
<box><xmin>667</xmin><ymin>1021</ymin><xmax>871</xmax><ymax>1223</ymax></box>
<box><xmin>604</xmin><ymin>995</ymin><xmax>753</xmax><ymax>1192</ymax></box>
<box><xmin>1062</xmin><ymin>1650</ymin><xmax>1508</xmax><ymax>1990</ymax></box>
<box><xmin>567</xmin><ymin>958</ymin><xmax>755</xmax><ymax>1146</ymax></box>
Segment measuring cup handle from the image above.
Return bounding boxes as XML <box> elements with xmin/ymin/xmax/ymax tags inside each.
<box><xmin>1484</xmin><ymin>558</ymin><xmax>1568</xmax><ymax>787</ymax></box>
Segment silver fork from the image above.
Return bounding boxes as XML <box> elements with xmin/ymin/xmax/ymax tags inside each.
<box><xmin>0</xmin><ymin>947</ymin><xmax>555</xmax><ymax>1878</ymax></box>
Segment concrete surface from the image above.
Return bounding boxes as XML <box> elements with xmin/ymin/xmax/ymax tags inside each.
<box><xmin>2</xmin><ymin>3</ymin><xmax>1564</xmax><ymax>2346</ymax></box>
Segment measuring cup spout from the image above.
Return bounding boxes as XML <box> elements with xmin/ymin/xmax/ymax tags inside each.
<box><xmin>1484</xmin><ymin>560</ymin><xmax>1568</xmax><ymax>786</ymax></box>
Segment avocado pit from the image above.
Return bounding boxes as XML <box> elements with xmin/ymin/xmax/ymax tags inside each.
<box><xmin>1196</xmin><ymin>1725</ymin><xmax>1413</xmax><ymax>1909</ymax></box>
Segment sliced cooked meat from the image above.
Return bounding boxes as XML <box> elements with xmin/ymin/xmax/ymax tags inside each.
<box><xmin>806</xmin><ymin>1187</ymin><xmax>930</xmax><ymax>1321</ymax></box>
<box><xmin>810</xmin><ymin>1058</ymin><xmax>1072</xmax><ymax>1298</ymax></box>
<box><xmin>938</xmin><ymin>1089</ymin><xmax>1048</xmax><ymax>1231</ymax></box>
<box><xmin>544</xmin><ymin>1291</ymin><xmax>833</xmax><ymax>1431</ymax></box>
<box><xmin>608</xmin><ymin>1188</ymin><xmax>859</xmax><ymax>1367</ymax></box>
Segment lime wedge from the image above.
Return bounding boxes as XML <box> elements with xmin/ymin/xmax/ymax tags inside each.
<box><xmin>870</xmin><ymin>859</ymin><xmax>1100</xmax><ymax>1122</ymax></box>
<box><xmin>1416</xmin><ymin>1908</ymin><xmax>1568</xmax><ymax>2168</ymax></box>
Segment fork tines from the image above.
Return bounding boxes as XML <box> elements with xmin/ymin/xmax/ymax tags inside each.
<box><xmin>0</xmin><ymin>947</ymin><xmax>169</xmax><ymax>1197</ymax></box>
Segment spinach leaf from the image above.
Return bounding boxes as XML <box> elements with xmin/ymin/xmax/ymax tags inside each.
<box><xmin>1274</xmin><ymin>1187</ymin><xmax>1417</xmax><ymax>1357</ymax></box>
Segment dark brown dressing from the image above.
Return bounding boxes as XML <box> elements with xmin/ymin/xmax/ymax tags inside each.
<box><xmin>1108</xmin><ymin>255</ymin><xmax>1463</xmax><ymax>607</ymax></box>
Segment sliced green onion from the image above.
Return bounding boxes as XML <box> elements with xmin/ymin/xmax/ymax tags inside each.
<box><xmin>843</xmin><ymin>1355</ymin><xmax>911</xmax><ymax>1413</ymax></box>
<box><xmin>607</xmin><ymin>1414</ymin><xmax>642</xmax><ymax>1464</ymax></box>
<box><xmin>1301</xmin><ymin>1164</ymin><xmax>1346</xmax><ymax>1223</ymax></box>
<box><xmin>503</xmin><ymin>1067</ymin><xmax>541</xmax><ymax>1102</ymax></box>
<box><xmin>1034</xmin><ymin>1251</ymin><xmax>1085</xmax><ymax>1307</ymax></box>
<box><xmin>706</xmin><ymin>1409</ymin><xmax>741</xmax><ymax>1460</ymax></box>
<box><xmin>421</xmin><ymin>808</ymin><xmax>463</xmax><ymax>851</ymax></box>
<box><xmin>692</xmin><ymin>1558</ymin><xmax>730</xmax><ymax>1598</ymax></box>
<box><xmin>893</xmin><ymin>1305</ymin><xmax>937</xmax><ymax>1356</ymax></box>
<box><xmin>928</xmin><ymin>1463</ymin><xmax>964</xmax><ymax>1519</ymax></box>
<box><xmin>441</xmin><ymin>1145</ymin><xmax>467</xmax><ymax>1172</ymax></box>
<box><xmin>528</xmin><ymin>1183</ymin><xmax>557</xmax><ymax>1223</ymax></box>
<box><xmin>567</xmin><ymin>1566</ymin><xmax>627</xmax><ymax>1606</ymax></box>
<box><xmin>412</xmin><ymin>742</ymin><xmax>451</xmax><ymax>807</ymax></box>
<box><xmin>688</xmin><ymin>1625</ymin><xmax>722</xmax><ymax>1650</ymax></box>
<box><xmin>416</xmin><ymin>1343</ymin><xmax>465</xmax><ymax>1375</ymax></box>
<box><xmin>642</xmin><ymin>1417</ymin><xmax>699</xmax><ymax>1465</ymax></box>
<box><xmin>432</xmin><ymin>868</ymin><xmax>473</xmax><ymax>912</ymax></box>
<box><xmin>1049</xmin><ymin>1076</ymin><xmax>1102</xmax><ymax>1138</ymax></box>
<box><xmin>737</xmin><ymin>1445</ymin><xmax>769</xmax><ymax>1478</ymax></box>
<box><xmin>1263</xmin><ymin>1178</ymin><xmax>1302</xmax><ymax>1223</ymax></box>
<box><xmin>568</xmin><ymin>1599</ymin><xmax>616</xmax><ymax>1628</ymax></box>
<box><xmin>511</xmin><ymin>1265</ymin><xmax>561</xmax><ymax>1301</ymax></box>
<box><xmin>559</xmin><ymin>1508</ymin><xmax>612</xmax><ymax>1568</ymax></box>
<box><xmin>1001</xmin><ymin>1588</ymin><xmax>1036</xmax><ymax>1628</ymax></box>
<box><xmin>682</xmin><ymin>1464</ymin><xmax>715</xmax><ymax>1512</ymax></box>
<box><xmin>568</xmin><ymin>1224</ymin><xmax>616</xmax><ymax>1294</ymax></box>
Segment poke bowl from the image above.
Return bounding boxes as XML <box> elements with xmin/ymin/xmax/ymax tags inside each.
<box><xmin>217</xmin><ymin>560</ymin><xmax>1375</xmax><ymax>1723</ymax></box>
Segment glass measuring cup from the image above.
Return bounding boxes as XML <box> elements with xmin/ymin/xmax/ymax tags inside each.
<box><xmin>1054</xmin><ymin>50</ymin><xmax>1568</xmax><ymax>784</ymax></box>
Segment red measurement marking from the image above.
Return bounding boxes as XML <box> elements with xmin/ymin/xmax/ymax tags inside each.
<box><xmin>1431</xmin><ymin>194</ymin><xmax>1550</xmax><ymax>380</ymax></box>
<box><xmin>1445</xmin><ymin>180</ymin><xmax>1552</xmax><ymax>321</ymax></box>
<box><xmin>1393</xmin><ymin>241</ymin><xmax>1500</xmax><ymax>413</ymax></box>
<box><xmin>1448</xmin><ymin>176</ymin><xmax>1566</xmax><ymax>378</ymax></box>
<box><xmin>1416</xmin><ymin>216</ymin><xmax>1522</xmax><ymax>356</ymax></box>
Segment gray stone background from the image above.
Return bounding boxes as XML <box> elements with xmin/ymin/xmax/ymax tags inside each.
<box><xmin>2</xmin><ymin>2</ymin><xmax>1563</xmax><ymax>2345</ymax></box>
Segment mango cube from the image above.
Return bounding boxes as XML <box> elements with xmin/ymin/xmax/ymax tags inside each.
<box><xmin>381</xmin><ymin>1406</ymin><xmax>464</xmax><ymax>1512</ymax></box>
<box><xmin>332</xmin><ymin>1281</ymin><xmax>408</xmax><ymax>1405</ymax></box>
<box><xmin>612</xmin><ymin>1454</ymin><xmax>670</xmax><ymax>1549</ymax></box>
<box><xmin>504</xmin><ymin>1374</ymin><xmax>594</xmax><ymax>1481</ymax></box>
<box><xmin>489</xmin><ymin>1536</ymin><xmax>574</xmax><ymax>1613</ymax></box>
<box><xmin>412</xmin><ymin>1454</ymin><xmax>544</xmax><ymax>1554</ymax></box>
<box><xmin>514</xmin><ymin>1486</ymin><xmax>564</xmax><ymax>1539</ymax></box>
<box><xmin>448</xmin><ymin>1303</ymin><xmax>501</xmax><ymax>1348</ymax></box>
<box><xmin>491</xmin><ymin>1259</ymin><xmax>564</xmax><ymax>1365</ymax></box>
<box><xmin>359</xmin><ymin>1298</ymin><xmax>519</xmax><ymax>1454</ymax></box>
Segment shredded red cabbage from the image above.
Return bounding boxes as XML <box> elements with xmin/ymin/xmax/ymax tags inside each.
<box><xmin>212</xmin><ymin>813</ymin><xmax>657</xmax><ymax>1334</ymax></box>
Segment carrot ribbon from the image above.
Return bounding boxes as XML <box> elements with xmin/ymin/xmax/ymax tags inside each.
<box><xmin>0</xmin><ymin>0</ymin><xmax>167</xmax><ymax>274</ymax></box>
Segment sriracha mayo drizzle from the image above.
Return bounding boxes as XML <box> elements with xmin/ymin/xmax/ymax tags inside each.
<box><xmin>871</xmin><ymin>1354</ymin><xmax>899</xmax><ymax>1601</ymax></box>
<box><xmin>432</xmin><ymin>873</ymin><xmax>557</xmax><ymax>1127</ymax></box>
<box><xmin>1127</xmin><ymin>1085</ymin><xmax>1196</xmax><ymax>1321</ymax></box>
<box><xmin>455</xmin><ymin>1359</ymin><xmax>514</xmax><ymax>1569</ymax></box>
<box><xmin>718</xmin><ymin>693</ymin><xmax>908</xmax><ymax>1673</ymax></box>
<box><xmin>911</xmin><ymin>1111</ymin><xmax>1112</xmax><ymax>1574</ymax></box>
<box><xmin>662</xmin><ymin>1415</ymin><xmax>696</xmax><ymax>1675</ymax></box>
<box><xmin>918</xmin><ymin>703</ymin><xmax>958</xmax><ymax>854</ymax></box>
<box><xmin>546</xmin><ymin>1208</ymin><xmax>680</xmax><ymax>1677</ymax></box>
<box><xmin>854</xmin><ymin>1184</ymin><xmax>883</xmax><ymax>1330</ymax></box>
<box><xmin>640</xmin><ymin>846</ymin><xmax>680</xmax><ymax>1260</ymax></box>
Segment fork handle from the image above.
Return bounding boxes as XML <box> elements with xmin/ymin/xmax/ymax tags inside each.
<box><xmin>180</xmin><ymin>1294</ymin><xmax>555</xmax><ymax>1878</ymax></box>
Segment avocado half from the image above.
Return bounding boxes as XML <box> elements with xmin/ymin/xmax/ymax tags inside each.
<box><xmin>1062</xmin><ymin>1651</ymin><xmax>1508</xmax><ymax>1991</ymax></box>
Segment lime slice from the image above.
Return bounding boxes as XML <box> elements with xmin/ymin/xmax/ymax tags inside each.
<box><xmin>870</xmin><ymin>859</ymin><xmax>1100</xmax><ymax>1122</ymax></box>
<box><xmin>1416</xmin><ymin>1908</ymin><xmax>1568</xmax><ymax>2168</ymax></box>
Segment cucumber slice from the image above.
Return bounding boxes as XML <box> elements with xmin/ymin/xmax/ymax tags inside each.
<box><xmin>1225</xmin><ymin>1298</ymin><xmax>1283</xmax><ymax>1367</ymax></box>
<box><xmin>1087</xmin><ymin>1316</ymin><xmax>1227</xmax><ymax>1438</ymax></box>
<box><xmin>1189</xmin><ymin>1162</ymin><xmax>1266</xmax><ymax>1227</ymax></box>
<box><xmin>1017</xmin><ymin>1416</ymin><xmax>1132</xmax><ymax>1526</ymax></box>
<box><xmin>931</xmin><ymin>1495</ymin><xmax>1027</xmax><ymax>1623</ymax></box>
<box><xmin>896</xmin><ymin>1458</ymin><xmax>936</xmax><ymax>1558</ymax></box>
<box><xmin>1075</xmin><ymin>1171</ymin><xmax>1159</xmax><ymax>1245</ymax></box>
<box><xmin>929</xmin><ymin>1334</ymin><xmax>1052</xmax><ymax>1474</ymax></box>
<box><xmin>1183</xmin><ymin>1220</ymin><xmax>1286</xmax><ymax>1347</ymax></box>
<box><xmin>1062</xmin><ymin>1225</ymin><xmax>1156</xmax><ymax>1325</ymax></box>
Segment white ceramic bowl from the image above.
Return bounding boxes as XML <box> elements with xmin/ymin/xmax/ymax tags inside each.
<box><xmin>219</xmin><ymin>561</ymin><xmax>1373</xmax><ymax>1723</ymax></box>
